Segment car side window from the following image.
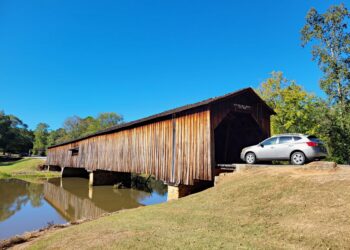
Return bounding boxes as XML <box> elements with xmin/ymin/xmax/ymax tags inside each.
<box><xmin>293</xmin><ymin>136</ymin><xmax>302</xmax><ymax>141</ymax></box>
<box><xmin>262</xmin><ymin>137</ymin><xmax>278</xmax><ymax>146</ymax></box>
<box><xmin>278</xmin><ymin>136</ymin><xmax>293</xmax><ymax>144</ymax></box>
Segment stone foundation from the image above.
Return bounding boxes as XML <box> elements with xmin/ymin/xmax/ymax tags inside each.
<box><xmin>89</xmin><ymin>170</ymin><xmax>131</xmax><ymax>187</ymax></box>
<box><xmin>167</xmin><ymin>180</ymin><xmax>213</xmax><ymax>201</ymax></box>
<box><xmin>167</xmin><ymin>185</ymin><xmax>192</xmax><ymax>201</ymax></box>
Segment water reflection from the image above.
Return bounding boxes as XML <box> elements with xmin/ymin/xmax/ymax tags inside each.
<box><xmin>45</xmin><ymin>178</ymin><xmax>152</xmax><ymax>221</ymax></box>
<box><xmin>0</xmin><ymin>179</ymin><xmax>43</xmax><ymax>222</ymax></box>
<box><xmin>0</xmin><ymin>177</ymin><xmax>167</xmax><ymax>240</ymax></box>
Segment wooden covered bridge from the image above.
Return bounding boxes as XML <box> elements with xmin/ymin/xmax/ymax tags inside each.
<box><xmin>46</xmin><ymin>88</ymin><xmax>275</xmax><ymax>199</ymax></box>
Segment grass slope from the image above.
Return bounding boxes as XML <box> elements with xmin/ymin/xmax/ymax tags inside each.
<box><xmin>0</xmin><ymin>158</ymin><xmax>59</xmax><ymax>179</ymax></box>
<box><xmin>21</xmin><ymin>167</ymin><xmax>350</xmax><ymax>249</ymax></box>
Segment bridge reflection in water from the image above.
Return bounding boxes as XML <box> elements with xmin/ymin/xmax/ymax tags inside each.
<box><xmin>44</xmin><ymin>178</ymin><xmax>166</xmax><ymax>221</ymax></box>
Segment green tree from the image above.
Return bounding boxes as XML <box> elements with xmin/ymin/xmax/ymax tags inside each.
<box><xmin>301</xmin><ymin>4</ymin><xmax>350</xmax><ymax>163</ymax></box>
<box><xmin>0</xmin><ymin>111</ymin><xmax>12</xmax><ymax>154</ymax></box>
<box><xmin>33</xmin><ymin>123</ymin><xmax>49</xmax><ymax>156</ymax></box>
<box><xmin>63</xmin><ymin>116</ymin><xmax>83</xmax><ymax>140</ymax></box>
<box><xmin>0</xmin><ymin>111</ymin><xmax>33</xmax><ymax>155</ymax></box>
<box><xmin>301</xmin><ymin>4</ymin><xmax>350</xmax><ymax>118</ymax></box>
<box><xmin>257</xmin><ymin>72</ymin><xmax>323</xmax><ymax>135</ymax></box>
<box><xmin>318</xmin><ymin>106</ymin><xmax>350</xmax><ymax>163</ymax></box>
<box><xmin>47</xmin><ymin>128</ymin><xmax>67</xmax><ymax>147</ymax></box>
<box><xmin>51</xmin><ymin>112</ymin><xmax>124</xmax><ymax>144</ymax></box>
<box><xmin>96</xmin><ymin>112</ymin><xmax>123</xmax><ymax>130</ymax></box>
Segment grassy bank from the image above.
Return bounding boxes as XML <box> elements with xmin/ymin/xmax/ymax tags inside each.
<box><xmin>0</xmin><ymin>158</ymin><xmax>60</xmax><ymax>179</ymax></box>
<box><xmin>18</xmin><ymin>166</ymin><xmax>350</xmax><ymax>249</ymax></box>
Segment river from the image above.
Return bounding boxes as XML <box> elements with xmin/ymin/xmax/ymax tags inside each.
<box><xmin>0</xmin><ymin>177</ymin><xmax>167</xmax><ymax>240</ymax></box>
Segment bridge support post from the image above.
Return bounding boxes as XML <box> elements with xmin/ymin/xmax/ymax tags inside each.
<box><xmin>167</xmin><ymin>180</ymin><xmax>213</xmax><ymax>201</ymax></box>
<box><xmin>89</xmin><ymin>170</ymin><xmax>131</xmax><ymax>187</ymax></box>
<box><xmin>167</xmin><ymin>184</ymin><xmax>192</xmax><ymax>201</ymax></box>
<box><xmin>89</xmin><ymin>172</ymin><xmax>94</xmax><ymax>186</ymax></box>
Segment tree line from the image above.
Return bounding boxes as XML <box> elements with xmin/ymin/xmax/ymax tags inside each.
<box><xmin>0</xmin><ymin>112</ymin><xmax>123</xmax><ymax>156</ymax></box>
<box><xmin>0</xmin><ymin>4</ymin><xmax>349</xmax><ymax>163</ymax></box>
<box><xmin>32</xmin><ymin>112</ymin><xmax>123</xmax><ymax>155</ymax></box>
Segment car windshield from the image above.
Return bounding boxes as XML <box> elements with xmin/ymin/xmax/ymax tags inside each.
<box><xmin>261</xmin><ymin>137</ymin><xmax>278</xmax><ymax>146</ymax></box>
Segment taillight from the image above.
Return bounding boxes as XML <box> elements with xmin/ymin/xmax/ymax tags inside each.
<box><xmin>306</xmin><ymin>141</ymin><xmax>318</xmax><ymax>147</ymax></box>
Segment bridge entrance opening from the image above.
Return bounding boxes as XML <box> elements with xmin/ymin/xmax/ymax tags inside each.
<box><xmin>214</xmin><ymin>112</ymin><xmax>264</xmax><ymax>164</ymax></box>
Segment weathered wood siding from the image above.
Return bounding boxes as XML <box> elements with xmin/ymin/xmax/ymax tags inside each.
<box><xmin>47</xmin><ymin>109</ymin><xmax>211</xmax><ymax>185</ymax></box>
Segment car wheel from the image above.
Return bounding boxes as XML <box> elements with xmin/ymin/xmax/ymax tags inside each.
<box><xmin>291</xmin><ymin>151</ymin><xmax>306</xmax><ymax>165</ymax></box>
<box><xmin>245</xmin><ymin>152</ymin><xmax>256</xmax><ymax>164</ymax></box>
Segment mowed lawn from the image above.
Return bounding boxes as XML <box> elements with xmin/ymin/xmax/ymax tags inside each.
<box><xmin>19</xmin><ymin>167</ymin><xmax>350</xmax><ymax>249</ymax></box>
<box><xmin>0</xmin><ymin>158</ymin><xmax>59</xmax><ymax>179</ymax></box>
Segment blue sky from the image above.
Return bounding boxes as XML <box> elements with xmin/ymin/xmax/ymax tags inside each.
<box><xmin>0</xmin><ymin>0</ymin><xmax>345</xmax><ymax>129</ymax></box>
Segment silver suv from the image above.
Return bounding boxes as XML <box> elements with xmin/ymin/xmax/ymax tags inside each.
<box><xmin>240</xmin><ymin>134</ymin><xmax>327</xmax><ymax>165</ymax></box>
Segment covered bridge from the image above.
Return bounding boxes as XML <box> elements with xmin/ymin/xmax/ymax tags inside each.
<box><xmin>47</xmin><ymin>88</ymin><xmax>275</xmax><ymax>198</ymax></box>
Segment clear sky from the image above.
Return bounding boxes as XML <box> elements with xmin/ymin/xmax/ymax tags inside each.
<box><xmin>0</xmin><ymin>0</ymin><xmax>346</xmax><ymax>130</ymax></box>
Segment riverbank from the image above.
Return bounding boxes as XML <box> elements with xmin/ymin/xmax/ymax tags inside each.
<box><xmin>0</xmin><ymin>158</ymin><xmax>60</xmax><ymax>180</ymax></box>
<box><xmin>12</xmin><ymin>166</ymin><xmax>350</xmax><ymax>249</ymax></box>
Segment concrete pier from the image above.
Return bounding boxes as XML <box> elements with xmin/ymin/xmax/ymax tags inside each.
<box><xmin>167</xmin><ymin>185</ymin><xmax>192</xmax><ymax>201</ymax></box>
<box><xmin>167</xmin><ymin>180</ymin><xmax>213</xmax><ymax>201</ymax></box>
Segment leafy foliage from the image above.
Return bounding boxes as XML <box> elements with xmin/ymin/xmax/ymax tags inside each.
<box><xmin>0</xmin><ymin>111</ymin><xmax>33</xmax><ymax>154</ymax></box>
<box><xmin>257</xmin><ymin>72</ymin><xmax>323</xmax><ymax>135</ymax></box>
<box><xmin>47</xmin><ymin>112</ymin><xmax>124</xmax><ymax>147</ymax></box>
<box><xmin>301</xmin><ymin>4</ymin><xmax>350</xmax><ymax>163</ymax></box>
<box><xmin>301</xmin><ymin>4</ymin><xmax>350</xmax><ymax>108</ymax></box>
<box><xmin>32</xmin><ymin>123</ymin><xmax>49</xmax><ymax>156</ymax></box>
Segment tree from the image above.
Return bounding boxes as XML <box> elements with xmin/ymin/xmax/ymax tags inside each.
<box><xmin>301</xmin><ymin>4</ymin><xmax>350</xmax><ymax>121</ymax></box>
<box><xmin>301</xmin><ymin>4</ymin><xmax>350</xmax><ymax>163</ymax></box>
<box><xmin>257</xmin><ymin>72</ymin><xmax>323</xmax><ymax>135</ymax></box>
<box><xmin>47</xmin><ymin>128</ymin><xmax>67</xmax><ymax>147</ymax></box>
<box><xmin>49</xmin><ymin>112</ymin><xmax>124</xmax><ymax>144</ymax></box>
<box><xmin>63</xmin><ymin>116</ymin><xmax>83</xmax><ymax>140</ymax></box>
<box><xmin>0</xmin><ymin>111</ymin><xmax>33</xmax><ymax>155</ymax></box>
<box><xmin>33</xmin><ymin>123</ymin><xmax>49</xmax><ymax>156</ymax></box>
<box><xmin>96</xmin><ymin>112</ymin><xmax>123</xmax><ymax>130</ymax></box>
<box><xmin>0</xmin><ymin>111</ymin><xmax>12</xmax><ymax>153</ymax></box>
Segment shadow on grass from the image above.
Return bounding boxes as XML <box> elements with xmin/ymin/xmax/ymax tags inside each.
<box><xmin>0</xmin><ymin>157</ymin><xmax>26</xmax><ymax>166</ymax></box>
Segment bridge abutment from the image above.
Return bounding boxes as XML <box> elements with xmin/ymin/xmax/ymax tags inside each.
<box><xmin>167</xmin><ymin>180</ymin><xmax>213</xmax><ymax>201</ymax></box>
<box><xmin>167</xmin><ymin>185</ymin><xmax>192</xmax><ymax>201</ymax></box>
<box><xmin>89</xmin><ymin>170</ymin><xmax>131</xmax><ymax>187</ymax></box>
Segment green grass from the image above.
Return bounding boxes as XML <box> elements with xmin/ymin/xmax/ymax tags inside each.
<box><xmin>21</xmin><ymin>167</ymin><xmax>350</xmax><ymax>249</ymax></box>
<box><xmin>0</xmin><ymin>158</ymin><xmax>60</xmax><ymax>179</ymax></box>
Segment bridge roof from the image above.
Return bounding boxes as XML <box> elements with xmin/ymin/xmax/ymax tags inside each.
<box><xmin>48</xmin><ymin>87</ymin><xmax>275</xmax><ymax>149</ymax></box>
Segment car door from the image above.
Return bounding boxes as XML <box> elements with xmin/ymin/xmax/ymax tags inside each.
<box><xmin>256</xmin><ymin>137</ymin><xmax>278</xmax><ymax>160</ymax></box>
<box><xmin>273</xmin><ymin>136</ymin><xmax>294</xmax><ymax>160</ymax></box>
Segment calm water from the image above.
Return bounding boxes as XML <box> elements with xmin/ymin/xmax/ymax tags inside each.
<box><xmin>0</xmin><ymin>177</ymin><xmax>167</xmax><ymax>240</ymax></box>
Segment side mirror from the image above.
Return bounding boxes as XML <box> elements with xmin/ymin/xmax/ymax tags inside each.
<box><xmin>259</xmin><ymin>144</ymin><xmax>264</xmax><ymax>148</ymax></box>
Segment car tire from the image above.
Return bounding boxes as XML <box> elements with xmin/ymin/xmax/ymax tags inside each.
<box><xmin>245</xmin><ymin>152</ymin><xmax>256</xmax><ymax>164</ymax></box>
<box><xmin>290</xmin><ymin>151</ymin><xmax>306</xmax><ymax>165</ymax></box>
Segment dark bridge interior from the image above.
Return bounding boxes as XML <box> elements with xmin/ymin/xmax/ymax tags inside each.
<box><xmin>214</xmin><ymin>112</ymin><xmax>265</xmax><ymax>164</ymax></box>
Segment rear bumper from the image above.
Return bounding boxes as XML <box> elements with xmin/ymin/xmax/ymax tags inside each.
<box><xmin>304</xmin><ymin>147</ymin><xmax>328</xmax><ymax>160</ymax></box>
